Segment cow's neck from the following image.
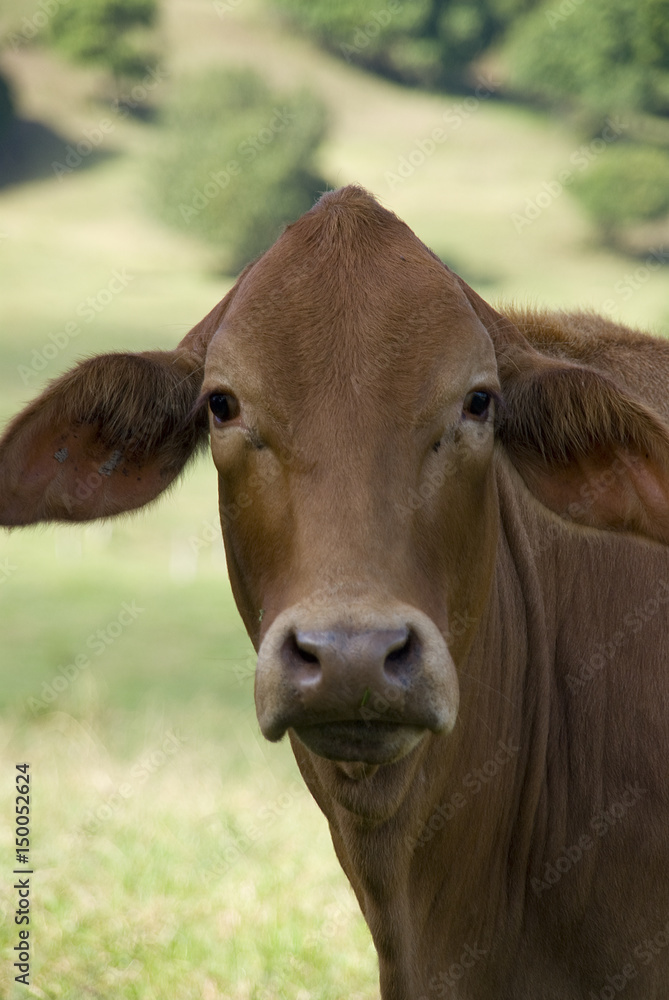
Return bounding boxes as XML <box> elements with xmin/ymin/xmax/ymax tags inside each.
<box><xmin>290</xmin><ymin>455</ymin><xmax>557</xmax><ymax>996</ymax></box>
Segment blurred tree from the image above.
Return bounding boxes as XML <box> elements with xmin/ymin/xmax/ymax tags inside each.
<box><xmin>504</xmin><ymin>0</ymin><xmax>669</xmax><ymax>117</ymax></box>
<box><xmin>149</xmin><ymin>68</ymin><xmax>328</xmax><ymax>273</ymax></box>
<box><xmin>47</xmin><ymin>0</ymin><xmax>158</xmax><ymax>87</ymax></box>
<box><xmin>0</xmin><ymin>71</ymin><xmax>13</xmax><ymax>138</ymax></box>
<box><xmin>504</xmin><ymin>0</ymin><xmax>669</xmax><ymax>247</ymax></box>
<box><xmin>272</xmin><ymin>0</ymin><xmax>540</xmax><ymax>89</ymax></box>
<box><xmin>571</xmin><ymin>144</ymin><xmax>669</xmax><ymax>239</ymax></box>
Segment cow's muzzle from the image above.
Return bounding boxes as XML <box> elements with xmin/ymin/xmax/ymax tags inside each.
<box><xmin>255</xmin><ymin>604</ymin><xmax>459</xmax><ymax>765</ymax></box>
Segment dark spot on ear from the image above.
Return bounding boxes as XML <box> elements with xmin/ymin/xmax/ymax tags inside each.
<box><xmin>98</xmin><ymin>450</ymin><xmax>123</xmax><ymax>477</ymax></box>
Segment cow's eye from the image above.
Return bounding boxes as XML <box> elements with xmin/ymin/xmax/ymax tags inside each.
<box><xmin>209</xmin><ymin>392</ymin><xmax>239</xmax><ymax>424</ymax></box>
<box><xmin>463</xmin><ymin>391</ymin><xmax>492</xmax><ymax>420</ymax></box>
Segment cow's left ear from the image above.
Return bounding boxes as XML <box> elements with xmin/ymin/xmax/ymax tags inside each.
<box><xmin>0</xmin><ymin>350</ymin><xmax>208</xmax><ymax>526</ymax></box>
<box><xmin>498</xmin><ymin>355</ymin><xmax>669</xmax><ymax>545</ymax></box>
<box><xmin>453</xmin><ymin>273</ymin><xmax>669</xmax><ymax>545</ymax></box>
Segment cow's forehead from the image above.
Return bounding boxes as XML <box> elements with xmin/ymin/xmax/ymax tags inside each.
<box><xmin>204</xmin><ymin>189</ymin><xmax>497</xmax><ymax>413</ymax></box>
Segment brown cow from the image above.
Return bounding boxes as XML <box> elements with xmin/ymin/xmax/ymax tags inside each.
<box><xmin>2</xmin><ymin>186</ymin><xmax>669</xmax><ymax>999</ymax></box>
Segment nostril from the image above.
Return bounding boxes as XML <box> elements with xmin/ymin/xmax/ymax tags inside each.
<box><xmin>383</xmin><ymin>629</ymin><xmax>418</xmax><ymax>685</ymax></box>
<box><xmin>282</xmin><ymin>632</ymin><xmax>323</xmax><ymax>686</ymax></box>
<box><xmin>386</xmin><ymin>635</ymin><xmax>411</xmax><ymax>662</ymax></box>
<box><xmin>292</xmin><ymin>635</ymin><xmax>319</xmax><ymax>664</ymax></box>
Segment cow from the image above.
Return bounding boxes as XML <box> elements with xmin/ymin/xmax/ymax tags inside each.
<box><xmin>1</xmin><ymin>185</ymin><xmax>669</xmax><ymax>999</ymax></box>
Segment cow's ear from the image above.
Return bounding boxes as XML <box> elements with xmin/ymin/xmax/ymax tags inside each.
<box><xmin>0</xmin><ymin>350</ymin><xmax>208</xmax><ymax>526</ymax></box>
<box><xmin>498</xmin><ymin>357</ymin><xmax>669</xmax><ymax>545</ymax></box>
<box><xmin>453</xmin><ymin>273</ymin><xmax>669</xmax><ymax>545</ymax></box>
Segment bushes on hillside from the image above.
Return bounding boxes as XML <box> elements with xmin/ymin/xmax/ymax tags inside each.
<box><xmin>571</xmin><ymin>145</ymin><xmax>669</xmax><ymax>238</ymax></box>
<box><xmin>0</xmin><ymin>72</ymin><xmax>13</xmax><ymax>138</ymax></box>
<box><xmin>272</xmin><ymin>0</ymin><xmax>541</xmax><ymax>89</ymax></box>
<box><xmin>149</xmin><ymin>68</ymin><xmax>328</xmax><ymax>272</ymax></box>
<box><xmin>47</xmin><ymin>0</ymin><xmax>158</xmax><ymax>83</ymax></box>
<box><xmin>504</xmin><ymin>0</ymin><xmax>669</xmax><ymax>118</ymax></box>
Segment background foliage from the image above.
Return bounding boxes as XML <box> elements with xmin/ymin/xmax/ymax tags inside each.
<box><xmin>504</xmin><ymin>0</ymin><xmax>669</xmax><ymax>118</ymax></box>
<box><xmin>273</xmin><ymin>0</ymin><xmax>541</xmax><ymax>89</ymax></box>
<box><xmin>572</xmin><ymin>144</ymin><xmax>669</xmax><ymax>238</ymax></box>
<box><xmin>271</xmin><ymin>0</ymin><xmax>669</xmax><ymax>241</ymax></box>
<box><xmin>47</xmin><ymin>0</ymin><xmax>158</xmax><ymax>84</ymax></box>
<box><xmin>149</xmin><ymin>67</ymin><xmax>328</xmax><ymax>271</ymax></box>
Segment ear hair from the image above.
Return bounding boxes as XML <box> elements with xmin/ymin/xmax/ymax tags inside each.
<box><xmin>2</xmin><ymin>351</ymin><xmax>208</xmax><ymax>469</ymax></box>
<box><xmin>497</xmin><ymin>356</ymin><xmax>669</xmax><ymax>469</ymax></box>
<box><xmin>0</xmin><ymin>351</ymin><xmax>208</xmax><ymax>525</ymax></box>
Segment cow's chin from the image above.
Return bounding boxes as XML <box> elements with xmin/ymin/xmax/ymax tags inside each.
<box><xmin>293</xmin><ymin>721</ymin><xmax>426</xmax><ymax>767</ymax></box>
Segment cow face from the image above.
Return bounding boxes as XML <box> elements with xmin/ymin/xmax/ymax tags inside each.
<box><xmin>199</xmin><ymin>190</ymin><xmax>501</xmax><ymax>768</ymax></box>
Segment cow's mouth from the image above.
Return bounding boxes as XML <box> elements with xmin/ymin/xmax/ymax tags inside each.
<box><xmin>293</xmin><ymin>720</ymin><xmax>426</xmax><ymax>765</ymax></box>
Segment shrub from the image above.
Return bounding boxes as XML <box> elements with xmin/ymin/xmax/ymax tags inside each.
<box><xmin>0</xmin><ymin>71</ymin><xmax>13</xmax><ymax>137</ymax></box>
<box><xmin>504</xmin><ymin>0</ymin><xmax>669</xmax><ymax>117</ymax></box>
<box><xmin>571</xmin><ymin>145</ymin><xmax>669</xmax><ymax>234</ymax></box>
<box><xmin>149</xmin><ymin>68</ymin><xmax>328</xmax><ymax>272</ymax></box>
<box><xmin>272</xmin><ymin>0</ymin><xmax>541</xmax><ymax>90</ymax></box>
<box><xmin>47</xmin><ymin>0</ymin><xmax>158</xmax><ymax>82</ymax></box>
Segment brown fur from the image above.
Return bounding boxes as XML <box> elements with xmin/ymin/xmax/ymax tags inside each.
<box><xmin>2</xmin><ymin>186</ymin><xmax>669</xmax><ymax>999</ymax></box>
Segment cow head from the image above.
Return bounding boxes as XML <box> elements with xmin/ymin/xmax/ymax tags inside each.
<box><xmin>3</xmin><ymin>187</ymin><xmax>669</xmax><ymax>794</ymax></box>
<box><xmin>197</xmin><ymin>191</ymin><xmax>503</xmax><ymax>771</ymax></box>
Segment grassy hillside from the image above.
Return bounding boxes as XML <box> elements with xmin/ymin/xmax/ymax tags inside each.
<box><xmin>1</xmin><ymin>1</ymin><xmax>668</xmax><ymax>998</ymax></box>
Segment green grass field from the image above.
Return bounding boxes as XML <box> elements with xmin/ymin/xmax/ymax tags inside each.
<box><xmin>1</xmin><ymin>1</ymin><xmax>669</xmax><ymax>997</ymax></box>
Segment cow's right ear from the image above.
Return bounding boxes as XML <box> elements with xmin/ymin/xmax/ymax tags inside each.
<box><xmin>0</xmin><ymin>349</ymin><xmax>209</xmax><ymax>526</ymax></box>
<box><xmin>0</xmin><ymin>276</ymin><xmax>249</xmax><ymax>527</ymax></box>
